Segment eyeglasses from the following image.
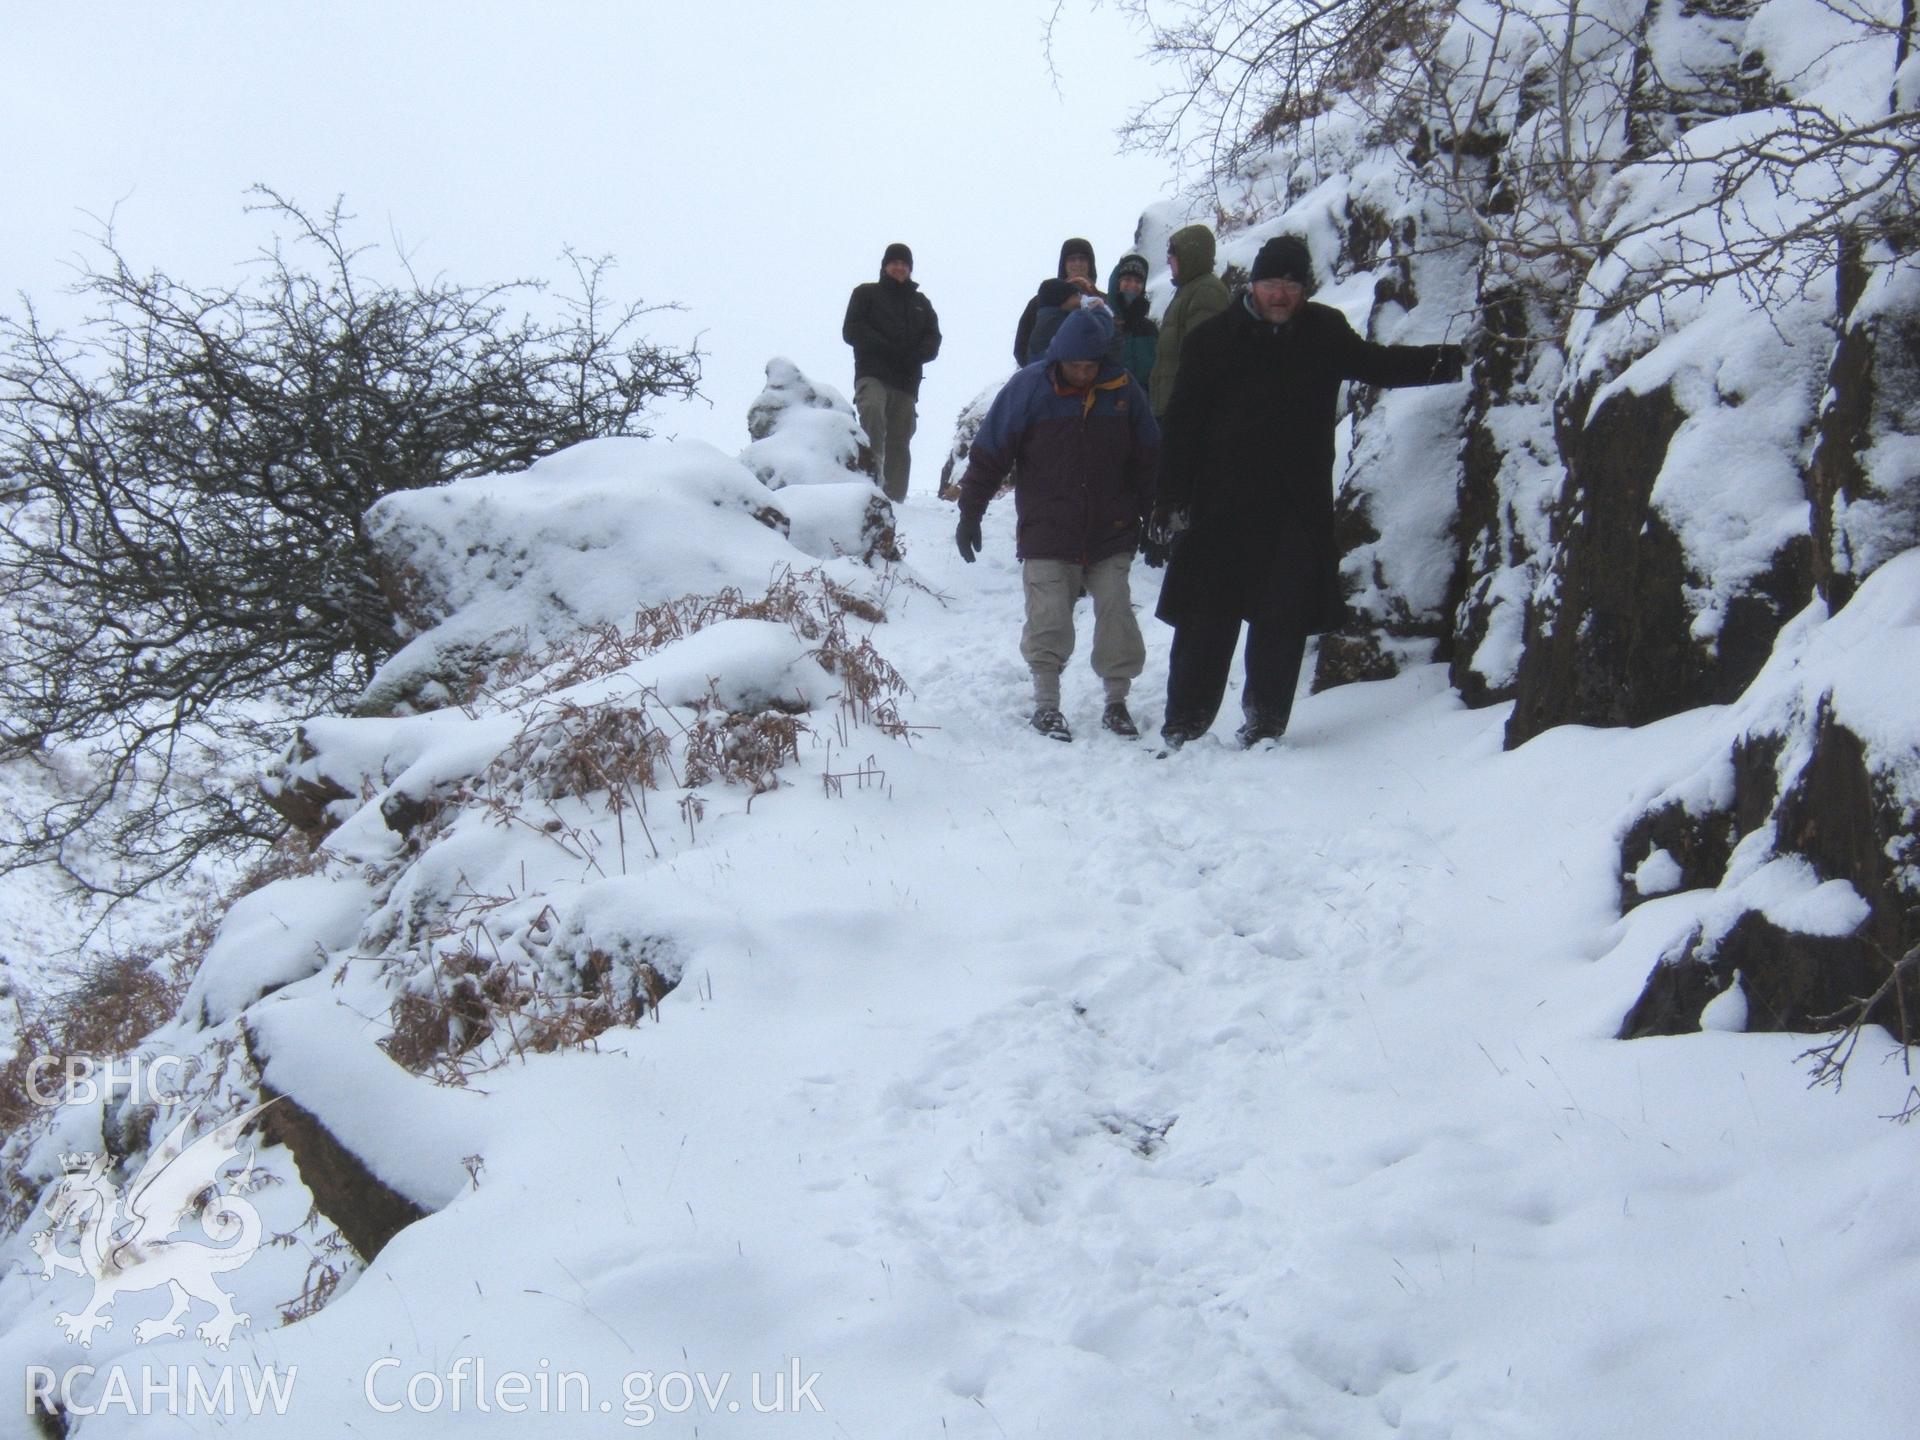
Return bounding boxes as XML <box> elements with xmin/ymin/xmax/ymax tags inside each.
<box><xmin>1255</xmin><ymin>278</ymin><xmax>1306</xmax><ymax>297</ymax></box>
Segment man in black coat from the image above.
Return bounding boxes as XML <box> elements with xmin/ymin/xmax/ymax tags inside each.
<box><xmin>1150</xmin><ymin>234</ymin><xmax>1466</xmax><ymax>749</ymax></box>
<box><xmin>842</xmin><ymin>243</ymin><xmax>942</xmax><ymax>502</ymax></box>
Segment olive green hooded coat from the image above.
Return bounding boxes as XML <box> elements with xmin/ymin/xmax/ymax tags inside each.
<box><xmin>1149</xmin><ymin>225</ymin><xmax>1232</xmax><ymax>418</ymax></box>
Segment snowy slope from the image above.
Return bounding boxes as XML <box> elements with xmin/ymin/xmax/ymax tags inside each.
<box><xmin>7</xmin><ymin>490</ymin><xmax>1916</xmax><ymax>1438</ymax></box>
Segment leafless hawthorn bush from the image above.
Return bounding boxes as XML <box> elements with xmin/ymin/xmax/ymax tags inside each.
<box><xmin>0</xmin><ymin>187</ymin><xmax>701</xmax><ymax>900</ymax></box>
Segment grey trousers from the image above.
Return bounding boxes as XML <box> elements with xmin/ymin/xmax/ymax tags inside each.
<box><xmin>853</xmin><ymin>376</ymin><xmax>918</xmax><ymax>503</ymax></box>
<box><xmin>1021</xmin><ymin>552</ymin><xmax>1145</xmax><ymax>707</ymax></box>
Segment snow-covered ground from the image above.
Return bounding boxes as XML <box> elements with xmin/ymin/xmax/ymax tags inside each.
<box><xmin>8</xmin><ymin>487</ymin><xmax>1917</xmax><ymax>1438</ymax></box>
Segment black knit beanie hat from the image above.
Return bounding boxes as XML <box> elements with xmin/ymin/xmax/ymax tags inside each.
<box><xmin>882</xmin><ymin>242</ymin><xmax>914</xmax><ymax>271</ymax></box>
<box><xmin>1251</xmin><ymin>234</ymin><xmax>1314</xmax><ymax>291</ymax></box>
<box><xmin>1114</xmin><ymin>253</ymin><xmax>1149</xmax><ymax>284</ymax></box>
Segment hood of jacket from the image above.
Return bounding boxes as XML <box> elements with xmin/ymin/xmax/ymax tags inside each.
<box><xmin>1044</xmin><ymin>305</ymin><xmax>1116</xmax><ymax>364</ymax></box>
<box><xmin>1168</xmin><ymin>225</ymin><xmax>1217</xmax><ymax>284</ymax></box>
<box><xmin>1057</xmin><ymin>237</ymin><xmax>1097</xmax><ymax>280</ymax></box>
<box><xmin>1107</xmin><ymin>253</ymin><xmax>1153</xmax><ymax>325</ymax></box>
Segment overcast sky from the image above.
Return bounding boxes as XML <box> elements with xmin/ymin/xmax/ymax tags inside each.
<box><xmin>5</xmin><ymin>1</ymin><xmax>1182</xmax><ymax>464</ymax></box>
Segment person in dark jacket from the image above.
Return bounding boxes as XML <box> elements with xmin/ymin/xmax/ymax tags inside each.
<box><xmin>842</xmin><ymin>243</ymin><xmax>942</xmax><ymax>502</ymax></box>
<box><xmin>1012</xmin><ymin>238</ymin><xmax>1102</xmax><ymax>368</ymax></box>
<box><xmin>956</xmin><ymin>307</ymin><xmax>1160</xmax><ymax>743</ymax></box>
<box><xmin>1107</xmin><ymin>252</ymin><xmax>1159</xmax><ymax>388</ymax></box>
<box><xmin>1151</xmin><ymin>234</ymin><xmax>1466</xmax><ymax>750</ymax></box>
<box><xmin>1024</xmin><ymin>277</ymin><xmax>1089</xmax><ymax>365</ymax></box>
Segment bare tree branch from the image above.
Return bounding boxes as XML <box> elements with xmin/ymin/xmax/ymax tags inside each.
<box><xmin>0</xmin><ymin>189</ymin><xmax>702</xmax><ymax>899</ymax></box>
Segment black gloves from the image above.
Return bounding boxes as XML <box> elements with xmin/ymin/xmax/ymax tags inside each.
<box><xmin>1141</xmin><ymin>505</ymin><xmax>1188</xmax><ymax>568</ymax></box>
<box><xmin>1435</xmin><ymin>344</ymin><xmax>1468</xmax><ymax>382</ymax></box>
<box><xmin>956</xmin><ymin>513</ymin><xmax>983</xmax><ymax>563</ymax></box>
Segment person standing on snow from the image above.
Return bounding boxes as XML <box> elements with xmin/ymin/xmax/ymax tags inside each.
<box><xmin>842</xmin><ymin>242</ymin><xmax>942</xmax><ymax>503</ymax></box>
<box><xmin>1012</xmin><ymin>238</ymin><xmax>1103</xmax><ymax>368</ymax></box>
<box><xmin>1149</xmin><ymin>234</ymin><xmax>1466</xmax><ymax>751</ymax></box>
<box><xmin>954</xmin><ymin>307</ymin><xmax>1160</xmax><ymax>743</ymax></box>
<box><xmin>1148</xmin><ymin>224</ymin><xmax>1231</xmax><ymax>421</ymax></box>
<box><xmin>1107</xmin><ymin>251</ymin><xmax>1159</xmax><ymax>389</ymax></box>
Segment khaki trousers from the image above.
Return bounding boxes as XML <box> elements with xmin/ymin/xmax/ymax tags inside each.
<box><xmin>1021</xmin><ymin>552</ymin><xmax>1145</xmax><ymax>707</ymax></box>
<box><xmin>853</xmin><ymin>377</ymin><xmax>918</xmax><ymax>502</ymax></box>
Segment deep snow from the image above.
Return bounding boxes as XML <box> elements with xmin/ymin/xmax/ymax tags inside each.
<box><xmin>7</xmin><ymin>488</ymin><xmax>1918</xmax><ymax>1438</ymax></box>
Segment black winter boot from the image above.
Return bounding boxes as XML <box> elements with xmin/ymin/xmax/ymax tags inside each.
<box><xmin>1030</xmin><ymin>706</ymin><xmax>1072</xmax><ymax>742</ymax></box>
<box><xmin>1236</xmin><ymin>713</ymin><xmax>1287</xmax><ymax>748</ymax></box>
<box><xmin>1101</xmin><ymin>702</ymin><xmax>1139</xmax><ymax>739</ymax></box>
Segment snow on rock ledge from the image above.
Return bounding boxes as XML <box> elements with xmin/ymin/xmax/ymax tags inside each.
<box><xmin>1612</xmin><ymin>550</ymin><xmax>1920</xmax><ymax>1039</ymax></box>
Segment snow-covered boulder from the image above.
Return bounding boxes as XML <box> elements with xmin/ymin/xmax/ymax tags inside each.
<box><xmin>359</xmin><ymin>436</ymin><xmax>818</xmax><ymax>714</ymax></box>
<box><xmin>1613</xmin><ymin>551</ymin><xmax>1920</xmax><ymax>1038</ymax></box>
<box><xmin>739</xmin><ymin>357</ymin><xmax>900</xmax><ymax>564</ymax></box>
<box><xmin>742</xmin><ymin>356</ymin><xmax>870</xmax><ymax>486</ymax></box>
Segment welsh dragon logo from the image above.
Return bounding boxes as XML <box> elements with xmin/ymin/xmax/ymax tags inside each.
<box><xmin>31</xmin><ymin>1102</ymin><xmax>273</xmax><ymax>1349</ymax></box>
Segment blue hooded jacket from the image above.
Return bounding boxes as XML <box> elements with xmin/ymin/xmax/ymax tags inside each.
<box><xmin>956</xmin><ymin>309</ymin><xmax>1161</xmax><ymax>563</ymax></box>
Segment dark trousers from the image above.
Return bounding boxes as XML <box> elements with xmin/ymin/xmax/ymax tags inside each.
<box><xmin>1163</xmin><ymin>614</ymin><xmax>1309</xmax><ymax>737</ymax></box>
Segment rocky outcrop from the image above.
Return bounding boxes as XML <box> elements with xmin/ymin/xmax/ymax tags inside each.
<box><xmin>1614</xmin><ymin>553</ymin><xmax>1920</xmax><ymax>1040</ymax></box>
<box><xmin>1445</xmin><ymin>286</ymin><xmax>1563</xmax><ymax>708</ymax></box>
<box><xmin>741</xmin><ymin>358</ymin><xmax>901</xmax><ymax>563</ymax></box>
<box><xmin>1808</xmin><ymin>244</ymin><xmax>1920</xmax><ymax>611</ymax></box>
<box><xmin>742</xmin><ymin>356</ymin><xmax>874</xmax><ymax>488</ymax></box>
<box><xmin>1618</xmin><ymin>700</ymin><xmax>1918</xmax><ymax>1040</ymax></box>
<box><xmin>1312</xmin><ymin>197</ymin><xmax>1475</xmax><ymax>693</ymax></box>
<box><xmin>937</xmin><ymin>379</ymin><xmax>1007</xmax><ymax>501</ymax></box>
<box><xmin>260</xmin><ymin>731</ymin><xmax>354</xmax><ymax>835</ymax></box>
<box><xmin>1503</xmin><ymin>305</ymin><xmax>1822</xmax><ymax>746</ymax></box>
<box><xmin>243</xmin><ymin>1002</ymin><xmax>483</xmax><ymax>1260</ymax></box>
<box><xmin>246</xmin><ymin>1062</ymin><xmax>429</xmax><ymax>1263</ymax></box>
<box><xmin>1506</xmin><ymin>383</ymin><xmax>1685</xmax><ymax>739</ymax></box>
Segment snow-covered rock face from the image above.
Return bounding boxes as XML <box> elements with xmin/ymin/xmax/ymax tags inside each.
<box><xmin>1146</xmin><ymin>0</ymin><xmax>1912</xmax><ymax>754</ymax></box>
<box><xmin>1809</xmin><ymin>251</ymin><xmax>1920</xmax><ymax>609</ymax></box>
<box><xmin>1104</xmin><ymin>0</ymin><xmax>1918</xmax><ymax>1044</ymax></box>
<box><xmin>1614</xmin><ymin>551</ymin><xmax>1920</xmax><ymax>1037</ymax></box>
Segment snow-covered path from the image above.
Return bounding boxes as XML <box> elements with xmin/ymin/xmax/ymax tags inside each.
<box><xmin>49</xmin><ymin>494</ymin><xmax>1920</xmax><ymax>1437</ymax></box>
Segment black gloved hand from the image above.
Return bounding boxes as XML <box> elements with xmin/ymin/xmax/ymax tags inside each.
<box><xmin>1141</xmin><ymin>535</ymin><xmax>1171</xmax><ymax>568</ymax></box>
<box><xmin>1147</xmin><ymin>504</ymin><xmax>1189</xmax><ymax>547</ymax></box>
<box><xmin>1435</xmin><ymin>344</ymin><xmax>1468</xmax><ymax>382</ymax></box>
<box><xmin>956</xmin><ymin>513</ymin><xmax>983</xmax><ymax>564</ymax></box>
